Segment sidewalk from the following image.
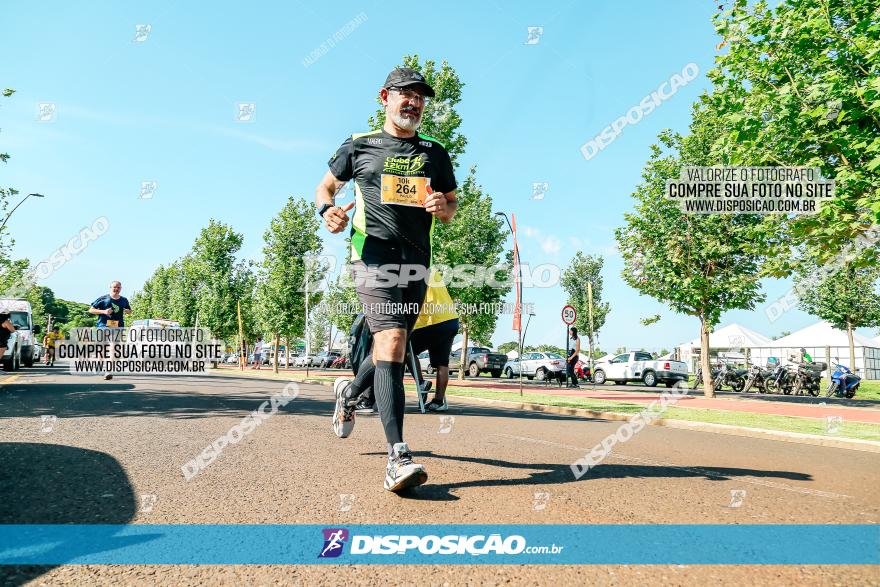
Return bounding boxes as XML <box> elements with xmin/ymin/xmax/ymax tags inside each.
<box><xmin>495</xmin><ymin>386</ymin><xmax>880</xmax><ymax>425</ymax></box>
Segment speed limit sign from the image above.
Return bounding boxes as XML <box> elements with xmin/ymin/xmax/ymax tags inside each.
<box><xmin>561</xmin><ymin>305</ymin><xmax>577</xmax><ymax>325</ymax></box>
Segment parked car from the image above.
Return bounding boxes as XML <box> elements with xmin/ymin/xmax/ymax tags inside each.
<box><xmin>33</xmin><ymin>342</ymin><xmax>44</xmax><ymax>364</ymax></box>
<box><xmin>448</xmin><ymin>347</ymin><xmax>508</xmax><ymax>378</ymax></box>
<box><xmin>592</xmin><ymin>351</ymin><xmax>688</xmax><ymax>387</ymax></box>
<box><xmin>418</xmin><ymin>350</ymin><xmax>431</xmax><ymax>373</ymax></box>
<box><xmin>293</xmin><ymin>353</ymin><xmax>320</xmax><ymax>367</ymax></box>
<box><xmin>316</xmin><ymin>350</ymin><xmax>341</xmax><ymax>368</ymax></box>
<box><xmin>224</xmin><ymin>353</ymin><xmax>240</xmax><ymax>364</ymax></box>
<box><xmin>0</xmin><ymin>299</ymin><xmax>40</xmax><ymax>367</ymax></box>
<box><xmin>503</xmin><ymin>351</ymin><xmax>566</xmax><ymax>381</ymax></box>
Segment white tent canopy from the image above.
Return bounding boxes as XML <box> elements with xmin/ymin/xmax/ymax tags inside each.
<box><xmin>678</xmin><ymin>323</ymin><xmax>773</xmax><ymax>351</ymax></box>
<box><xmin>771</xmin><ymin>321</ymin><xmax>877</xmax><ymax>348</ymax></box>
<box><xmin>676</xmin><ymin>323</ymin><xmax>773</xmax><ymax>372</ymax></box>
<box><xmin>749</xmin><ymin>321</ymin><xmax>880</xmax><ymax>380</ymax></box>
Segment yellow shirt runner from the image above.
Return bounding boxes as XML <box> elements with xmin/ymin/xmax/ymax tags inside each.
<box><xmin>414</xmin><ymin>270</ymin><xmax>459</xmax><ymax>330</ymax></box>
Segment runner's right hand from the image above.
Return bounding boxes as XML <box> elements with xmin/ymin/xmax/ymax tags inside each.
<box><xmin>324</xmin><ymin>202</ymin><xmax>355</xmax><ymax>234</ymax></box>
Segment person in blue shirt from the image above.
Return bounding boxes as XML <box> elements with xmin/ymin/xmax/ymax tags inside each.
<box><xmin>89</xmin><ymin>281</ymin><xmax>132</xmax><ymax>329</ymax></box>
<box><xmin>88</xmin><ymin>281</ymin><xmax>132</xmax><ymax>380</ymax></box>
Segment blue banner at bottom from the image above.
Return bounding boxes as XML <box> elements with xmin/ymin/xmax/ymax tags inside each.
<box><xmin>0</xmin><ymin>525</ymin><xmax>877</xmax><ymax>565</ymax></box>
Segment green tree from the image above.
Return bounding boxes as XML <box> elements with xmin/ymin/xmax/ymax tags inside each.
<box><xmin>189</xmin><ymin>220</ymin><xmax>253</xmax><ymax>342</ymax></box>
<box><xmin>0</xmin><ymin>259</ymin><xmax>45</xmax><ymax>325</ymax></box>
<box><xmin>0</xmin><ymin>88</ymin><xmax>16</xmax><ymax>263</ymax></box>
<box><xmin>526</xmin><ymin>344</ymin><xmax>566</xmax><ymax>356</ymax></box>
<box><xmin>255</xmin><ymin>197</ymin><xmax>323</xmax><ymax>373</ymax></box>
<box><xmin>707</xmin><ymin>0</ymin><xmax>880</xmax><ymax>266</ymax></box>
<box><xmin>561</xmin><ymin>252</ymin><xmax>611</xmax><ymax>353</ymax></box>
<box><xmin>497</xmin><ymin>340</ymin><xmax>519</xmax><ymax>354</ymax></box>
<box><xmin>795</xmin><ymin>262</ymin><xmax>880</xmax><ymax>371</ymax></box>
<box><xmin>307</xmin><ymin>298</ymin><xmax>331</xmax><ymax>353</ymax></box>
<box><xmin>325</xmin><ymin>273</ymin><xmax>359</xmax><ymax>336</ymax></box>
<box><xmin>615</xmin><ymin>120</ymin><xmax>768</xmax><ymax>397</ymax></box>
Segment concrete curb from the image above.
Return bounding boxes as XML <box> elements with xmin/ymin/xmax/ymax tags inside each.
<box><xmin>208</xmin><ymin>369</ymin><xmax>880</xmax><ymax>453</ymax></box>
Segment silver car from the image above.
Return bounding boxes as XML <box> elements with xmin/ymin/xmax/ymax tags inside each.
<box><xmin>503</xmin><ymin>351</ymin><xmax>566</xmax><ymax>381</ymax></box>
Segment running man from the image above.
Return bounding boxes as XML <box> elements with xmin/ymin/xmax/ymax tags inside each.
<box><xmin>43</xmin><ymin>326</ymin><xmax>64</xmax><ymax>367</ymax></box>
<box><xmin>88</xmin><ymin>281</ymin><xmax>132</xmax><ymax>380</ymax></box>
<box><xmin>315</xmin><ymin>67</ymin><xmax>458</xmax><ymax>492</ymax></box>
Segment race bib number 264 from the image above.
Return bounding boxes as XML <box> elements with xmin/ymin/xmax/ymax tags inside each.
<box><xmin>380</xmin><ymin>174</ymin><xmax>429</xmax><ymax>207</ymax></box>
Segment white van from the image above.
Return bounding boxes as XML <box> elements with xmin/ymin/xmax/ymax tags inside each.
<box><xmin>0</xmin><ymin>298</ymin><xmax>40</xmax><ymax>369</ymax></box>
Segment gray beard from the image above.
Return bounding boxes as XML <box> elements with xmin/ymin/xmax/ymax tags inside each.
<box><xmin>391</xmin><ymin>110</ymin><xmax>421</xmax><ymax>131</ymax></box>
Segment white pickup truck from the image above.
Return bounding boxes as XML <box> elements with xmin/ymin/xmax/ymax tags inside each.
<box><xmin>592</xmin><ymin>351</ymin><xmax>688</xmax><ymax>387</ymax></box>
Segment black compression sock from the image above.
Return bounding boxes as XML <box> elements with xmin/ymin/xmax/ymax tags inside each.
<box><xmin>347</xmin><ymin>355</ymin><xmax>376</xmax><ymax>404</ymax></box>
<box><xmin>374</xmin><ymin>360</ymin><xmax>405</xmax><ymax>446</ymax></box>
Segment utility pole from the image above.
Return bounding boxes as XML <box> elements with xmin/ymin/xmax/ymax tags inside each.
<box><xmin>305</xmin><ymin>258</ymin><xmax>310</xmax><ymax>378</ymax></box>
<box><xmin>237</xmin><ymin>301</ymin><xmax>245</xmax><ymax>371</ymax></box>
<box><xmin>587</xmin><ymin>281</ymin><xmax>595</xmax><ymax>386</ymax></box>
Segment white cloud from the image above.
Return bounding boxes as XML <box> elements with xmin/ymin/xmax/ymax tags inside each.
<box><xmin>521</xmin><ymin>225</ymin><xmax>541</xmax><ymax>239</ymax></box>
<box><xmin>61</xmin><ymin>105</ymin><xmax>327</xmax><ymax>152</ymax></box>
<box><xmin>541</xmin><ymin>235</ymin><xmax>562</xmax><ymax>255</ymax></box>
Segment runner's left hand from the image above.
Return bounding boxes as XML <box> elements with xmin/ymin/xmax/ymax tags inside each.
<box><xmin>425</xmin><ymin>191</ymin><xmax>447</xmax><ymax>216</ymax></box>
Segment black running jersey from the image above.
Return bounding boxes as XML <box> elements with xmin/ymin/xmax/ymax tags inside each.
<box><xmin>328</xmin><ymin>129</ymin><xmax>457</xmax><ymax>264</ymax></box>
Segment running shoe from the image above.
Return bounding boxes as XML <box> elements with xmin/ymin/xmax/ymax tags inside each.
<box><xmin>424</xmin><ymin>399</ymin><xmax>448</xmax><ymax>412</ymax></box>
<box><xmin>354</xmin><ymin>398</ymin><xmax>377</xmax><ymax>415</ymax></box>
<box><xmin>332</xmin><ymin>377</ymin><xmax>355</xmax><ymax>438</ymax></box>
<box><xmin>384</xmin><ymin>442</ymin><xmax>427</xmax><ymax>492</ymax></box>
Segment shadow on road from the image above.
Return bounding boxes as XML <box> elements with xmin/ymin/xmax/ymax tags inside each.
<box><xmin>366</xmin><ymin>450</ymin><xmax>813</xmax><ymax>502</ymax></box>
<box><xmin>0</xmin><ymin>442</ymin><xmax>141</xmax><ymax>586</ymax></box>
<box><xmin>0</xmin><ymin>377</ymin><xmax>600</xmax><ymax>423</ymax></box>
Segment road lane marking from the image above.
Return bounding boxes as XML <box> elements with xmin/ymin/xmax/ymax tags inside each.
<box><xmin>1</xmin><ymin>374</ymin><xmax>22</xmax><ymax>384</ymax></box>
<box><xmin>495</xmin><ymin>433</ymin><xmax>853</xmax><ymax>500</ymax></box>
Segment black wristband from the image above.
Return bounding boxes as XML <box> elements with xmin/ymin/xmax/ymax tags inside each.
<box><xmin>317</xmin><ymin>203</ymin><xmax>333</xmax><ymax>218</ymax></box>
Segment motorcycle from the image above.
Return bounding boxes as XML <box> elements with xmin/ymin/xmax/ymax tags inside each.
<box><xmin>742</xmin><ymin>364</ymin><xmax>773</xmax><ymax>393</ymax></box>
<box><xmin>329</xmin><ymin>355</ymin><xmax>349</xmax><ymax>369</ymax></box>
<box><xmin>791</xmin><ymin>361</ymin><xmax>824</xmax><ymax>397</ymax></box>
<box><xmin>575</xmin><ymin>360</ymin><xmax>592</xmax><ymax>382</ymax></box>
<box><xmin>713</xmin><ymin>361</ymin><xmax>746</xmax><ymax>392</ymax></box>
<box><xmin>764</xmin><ymin>363</ymin><xmax>796</xmax><ymax>394</ymax></box>
<box><xmin>694</xmin><ymin>365</ymin><xmax>720</xmax><ymax>387</ymax></box>
<box><xmin>827</xmin><ymin>360</ymin><xmax>860</xmax><ymax>399</ymax></box>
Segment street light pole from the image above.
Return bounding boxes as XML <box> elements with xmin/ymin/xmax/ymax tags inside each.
<box><xmin>520</xmin><ymin>312</ymin><xmax>535</xmax><ymax>397</ymax></box>
<box><xmin>494</xmin><ymin>211</ymin><xmax>525</xmax><ymax>395</ymax></box>
<box><xmin>0</xmin><ymin>193</ymin><xmax>45</xmax><ymax>232</ymax></box>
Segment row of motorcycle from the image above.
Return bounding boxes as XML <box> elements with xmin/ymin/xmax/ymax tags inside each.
<box><xmin>695</xmin><ymin>358</ymin><xmax>861</xmax><ymax>398</ymax></box>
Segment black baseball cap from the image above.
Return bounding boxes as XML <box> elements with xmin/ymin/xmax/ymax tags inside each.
<box><xmin>383</xmin><ymin>67</ymin><xmax>435</xmax><ymax>98</ymax></box>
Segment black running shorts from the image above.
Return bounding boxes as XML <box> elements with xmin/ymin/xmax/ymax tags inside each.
<box><xmin>410</xmin><ymin>318</ymin><xmax>459</xmax><ymax>368</ymax></box>
<box><xmin>352</xmin><ymin>261</ymin><xmax>428</xmax><ymax>334</ymax></box>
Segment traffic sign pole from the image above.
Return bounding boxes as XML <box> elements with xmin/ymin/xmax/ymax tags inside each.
<box><xmin>561</xmin><ymin>305</ymin><xmax>577</xmax><ymax>387</ymax></box>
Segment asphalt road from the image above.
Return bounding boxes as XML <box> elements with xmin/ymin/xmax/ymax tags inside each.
<box><xmin>1</xmin><ymin>365</ymin><xmax>878</xmax><ymax>586</ymax></box>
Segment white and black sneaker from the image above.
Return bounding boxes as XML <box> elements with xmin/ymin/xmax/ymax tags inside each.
<box><xmin>354</xmin><ymin>398</ymin><xmax>377</xmax><ymax>416</ymax></box>
<box><xmin>332</xmin><ymin>377</ymin><xmax>355</xmax><ymax>438</ymax></box>
<box><xmin>425</xmin><ymin>399</ymin><xmax>448</xmax><ymax>412</ymax></box>
<box><xmin>384</xmin><ymin>442</ymin><xmax>427</xmax><ymax>492</ymax></box>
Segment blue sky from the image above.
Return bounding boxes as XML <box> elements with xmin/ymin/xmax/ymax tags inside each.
<box><xmin>2</xmin><ymin>0</ymin><xmax>866</xmax><ymax>351</ymax></box>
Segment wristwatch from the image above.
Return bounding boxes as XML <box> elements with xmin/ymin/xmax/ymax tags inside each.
<box><xmin>317</xmin><ymin>202</ymin><xmax>334</xmax><ymax>218</ymax></box>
